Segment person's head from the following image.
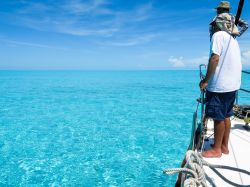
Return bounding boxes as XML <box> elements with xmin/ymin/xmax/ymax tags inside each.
<box><xmin>209</xmin><ymin>13</ymin><xmax>239</xmax><ymax>38</ymax></box>
<box><xmin>215</xmin><ymin>1</ymin><xmax>231</xmax><ymax>14</ymax></box>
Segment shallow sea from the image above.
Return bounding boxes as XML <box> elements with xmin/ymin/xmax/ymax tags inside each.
<box><xmin>0</xmin><ymin>70</ymin><xmax>249</xmax><ymax>186</ymax></box>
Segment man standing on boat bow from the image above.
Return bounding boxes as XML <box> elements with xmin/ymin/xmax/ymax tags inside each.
<box><xmin>199</xmin><ymin>13</ymin><xmax>242</xmax><ymax>158</ymax></box>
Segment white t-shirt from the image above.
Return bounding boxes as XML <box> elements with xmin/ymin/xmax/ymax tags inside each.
<box><xmin>207</xmin><ymin>31</ymin><xmax>242</xmax><ymax>92</ymax></box>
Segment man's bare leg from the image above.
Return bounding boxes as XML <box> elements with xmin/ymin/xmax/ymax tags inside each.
<box><xmin>221</xmin><ymin>117</ymin><xmax>231</xmax><ymax>154</ymax></box>
<box><xmin>202</xmin><ymin>120</ymin><xmax>225</xmax><ymax>158</ymax></box>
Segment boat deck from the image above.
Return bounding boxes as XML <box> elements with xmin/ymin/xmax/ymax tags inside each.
<box><xmin>203</xmin><ymin>118</ymin><xmax>250</xmax><ymax>186</ymax></box>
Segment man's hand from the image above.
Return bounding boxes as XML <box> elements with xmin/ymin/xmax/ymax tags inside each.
<box><xmin>199</xmin><ymin>79</ymin><xmax>208</xmax><ymax>91</ymax></box>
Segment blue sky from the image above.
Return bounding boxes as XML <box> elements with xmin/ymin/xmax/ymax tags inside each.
<box><xmin>0</xmin><ymin>0</ymin><xmax>249</xmax><ymax>70</ymax></box>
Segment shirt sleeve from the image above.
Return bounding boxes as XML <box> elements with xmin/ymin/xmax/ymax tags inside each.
<box><xmin>210</xmin><ymin>32</ymin><xmax>222</xmax><ymax>56</ymax></box>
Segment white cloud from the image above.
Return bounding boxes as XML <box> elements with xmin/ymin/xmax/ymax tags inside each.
<box><xmin>58</xmin><ymin>27</ymin><xmax>119</xmax><ymax>37</ymax></box>
<box><xmin>62</xmin><ymin>0</ymin><xmax>108</xmax><ymax>15</ymax></box>
<box><xmin>242</xmin><ymin>50</ymin><xmax>250</xmax><ymax>66</ymax></box>
<box><xmin>168</xmin><ymin>56</ymin><xmax>185</xmax><ymax>68</ymax></box>
<box><xmin>167</xmin><ymin>55</ymin><xmax>209</xmax><ymax>68</ymax></box>
<box><xmin>1</xmin><ymin>39</ymin><xmax>69</xmax><ymax>50</ymax></box>
<box><xmin>98</xmin><ymin>34</ymin><xmax>158</xmax><ymax>46</ymax></box>
<box><xmin>168</xmin><ymin>51</ymin><xmax>250</xmax><ymax>69</ymax></box>
<box><xmin>243</xmin><ymin>50</ymin><xmax>250</xmax><ymax>57</ymax></box>
<box><xmin>133</xmin><ymin>3</ymin><xmax>153</xmax><ymax>22</ymax></box>
<box><xmin>187</xmin><ymin>56</ymin><xmax>209</xmax><ymax>66</ymax></box>
<box><xmin>4</xmin><ymin>1</ymin><xmax>155</xmax><ymax>38</ymax></box>
<box><xmin>4</xmin><ymin>1</ymin><xmax>118</xmax><ymax>37</ymax></box>
<box><xmin>18</xmin><ymin>2</ymin><xmax>51</xmax><ymax>14</ymax></box>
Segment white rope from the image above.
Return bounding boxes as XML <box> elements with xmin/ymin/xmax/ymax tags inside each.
<box><xmin>163</xmin><ymin>150</ymin><xmax>208</xmax><ymax>187</ymax></box>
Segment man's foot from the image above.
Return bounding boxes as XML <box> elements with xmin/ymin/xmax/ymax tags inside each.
<box><xmin>221</xmin><ymin>145</ymin><xmax>229</xmax><ymax>154</ymax></box>
<box><xmin>202</xmin><ymin>149</ymin><xmax>222</xmax><ymax>158</ymax></box>
<box><xmin>210</xmin><ymin>144</ymin><xmax>229</xmax><ymax>154</ymax></box>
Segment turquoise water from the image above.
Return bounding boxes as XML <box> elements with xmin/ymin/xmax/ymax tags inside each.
<box><xmin>0</xmin><ymin>70</ymin><xmax>249</xmax><ymax>186</ymax></box>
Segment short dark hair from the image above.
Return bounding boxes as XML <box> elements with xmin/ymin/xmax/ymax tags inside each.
<box><xmin>217</xmin><ymin>8</ymin><xmax>229</xmax><ymax>14</ymax></box>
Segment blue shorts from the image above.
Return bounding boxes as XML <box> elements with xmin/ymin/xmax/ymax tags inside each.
<box><xmin>205</xmin><ymin>91</ymin><xmax>236</xmax><ymax>121</ymax></box>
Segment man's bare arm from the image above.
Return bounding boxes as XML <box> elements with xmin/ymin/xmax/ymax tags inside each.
<box><xmin>199</xmin><ymin>53</ymin><xmax>219</xmax><ymax>90</ymax></box>
<box><xmin>204</xmin><ymin>53</ymin><xmax>219</xmax><ymax>82</ymax></box>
